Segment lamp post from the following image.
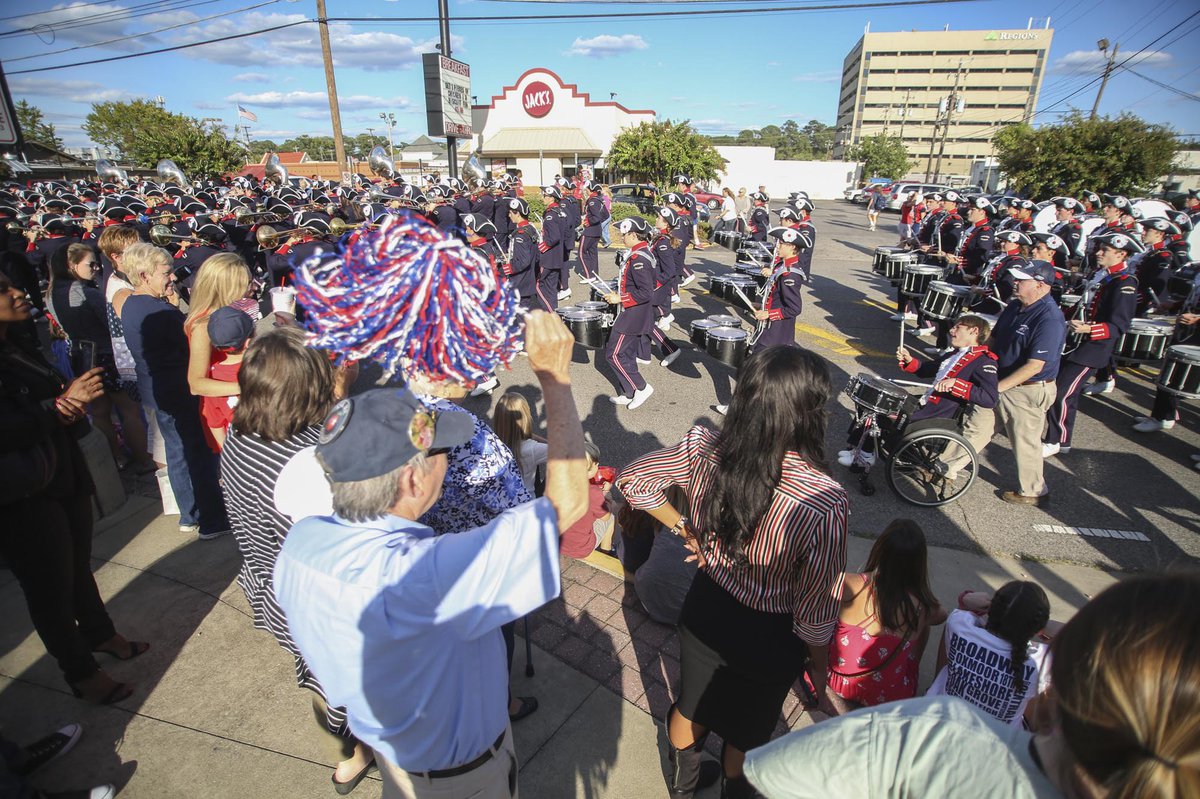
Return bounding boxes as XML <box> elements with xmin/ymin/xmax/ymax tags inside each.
<box><xmin>380</xmin><ymin>113</ymin><xmax>396</xmax><ymax>160</ymax></box>
<box><xmin>1090</xmin><ymin>39</ymin><xmax>1119</xmax><ymax>120</ymax></box>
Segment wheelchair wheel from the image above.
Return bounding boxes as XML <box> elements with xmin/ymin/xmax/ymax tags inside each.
<box><xmin>885</xmin><ymin>428</ymin><xmax>977</xmax><ymax>507</ymax></box>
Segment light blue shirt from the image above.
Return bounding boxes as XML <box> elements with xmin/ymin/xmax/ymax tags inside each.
<box><xmin>273</xmin><ymin>497</ymin><xmax>561</xmax><ymax>771</ymax></box>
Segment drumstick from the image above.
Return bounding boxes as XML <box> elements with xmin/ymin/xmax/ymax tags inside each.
<box><xmin>900</xmin><ymin>315</ymin><xmax>906</xmax><ymax>349</ymax></box>
<box><xmin>730</xmin><ymin>283</ymin><xmax>758</xmax><ymax>311</ymax></box>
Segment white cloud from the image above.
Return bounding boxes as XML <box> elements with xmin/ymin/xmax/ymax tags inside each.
<box><xmin>225</xmin><ymin>91</ymin><xmax>410</xmax><ymax>111</ymax></box>
<box><xmin>9</xmin><ymin>77</ymin><xmax>134</xmax><ymax>104</ymax></box>
<box><xmin>1053</xmin><ymin>49</ymin><xmax>1172</xmax><ymax>73</ymax></box>
<box><xmin>792</xmin><ymin>71</ymin><xmax>840</xmax><ymax>83</ymax></box>
<box><xmin>233</xmin><ymin>72</ymin><xmax>270</xmax><ymax>83</ymax></box>
<box><xmin>12</xmin><ymin>3</ymin><xmax>153</xmax><ymax>52</ymax></box>
<box><xmin>567</xmin><ymin>34</ymin><xmax>647</xmax><ymax>58</ymax></box>
<box><xmin>170</xmin><ymin>12</ymin><xmax>456</xmax><ymax>72</ymax></box>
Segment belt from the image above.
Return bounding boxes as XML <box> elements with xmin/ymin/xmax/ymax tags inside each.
<box><xmin>410</xmin><ymin>729</ymin><xmax>507</xmax><ymax>780</ymax></box>
<box><xmin>1019</xmin><ymin>379</ymin><xmax>1052</xmax><ymax>386</ymax></box>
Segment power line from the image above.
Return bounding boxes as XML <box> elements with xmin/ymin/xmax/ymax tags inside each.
<box><xmin>0</xmin><ymin>0</ymin><xmax>226</xmax><ymax>39</ymax></box>
<box><xmin>4</xmin><ymin>0</ymin><xmax>284</xmax><ymax>63</ymax></box>
<box><xmin>7</xmin><ymin>19</ymin><xmax>310</xmax><ymax>75</ymax></box>
<box><xmin>1121</xmin><ymin>66</ymin><xmax>1200</xmax><ymax>103</ymax></box>
<box><xmin>0</xmin><ymin>0</ymin><xmax>183</xmax><ymax>25</ymax></box>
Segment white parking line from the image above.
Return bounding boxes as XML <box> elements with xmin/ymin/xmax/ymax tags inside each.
<box><xmin>1033</xmin><ymin>524</ymin><xmax>1150</xmax><ymax>542</ymax></box>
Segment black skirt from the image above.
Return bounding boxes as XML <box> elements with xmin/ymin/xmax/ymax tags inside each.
<box><xmin>676</xmin><ymin>570</ymin><xmax>809</xmax><ymax>751</ymax></box>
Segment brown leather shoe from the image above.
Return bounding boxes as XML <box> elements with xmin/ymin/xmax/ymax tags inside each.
<box><xmin>999</xmin><ymin>490</ymin><xmax>1048</xmax><ymax>507</ymax></box>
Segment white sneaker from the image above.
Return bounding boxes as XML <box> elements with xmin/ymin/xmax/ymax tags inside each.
<box><xmin>88</xmin><ymin>787</ymin><xmax>117</xmax><ymax>799</ymax></box>
<box><xmin>1083</xmin><ymin>380</ymin><xmax>1115</xmax><ymax>395</ymax></box>
<box><xmin>468</xmin><ymin>375</ymin><xmax>499</xmax><ymax>397</ymax></box>
<box><xmin>837</xmin><ymin>451</ymin><xmax>855</xmax><ymax>467</ymax></box>
<box><xmin>1190</xmin><ymin>453</ymin><xmax>1200</xmax><ymax>462</ymax></box>
<box><xmin>636</xmin><ymin>357</ymin><xmax>652</xmax><ymax>365</ymax></box>
<box><xmin>837</xmin><ymin>449</ymin><xmax>854</xmax><ymax>460</ymax></box>
<box><xmin>889</xmin><ymin>312</ymin><xmax>917</xmax><ymax>322</ymax></box>
<box><xmin>610</xmin><ymin>394</ymin><xmax>632</xmax><ymax>405</ymax></box>
<box><xmin>661</xmin><ymin>349</ymin><xmax>681</xmax><ymax>367</ymax></box>
<box><xmin>577</xmin><ymin>275</ymin><xmax>593</xmax><ymax>284</ymax></box>
<box><xmin>628</xmin><ymin>383</ymin><xmax>654</xmax><ymax>410</ymax></box>
<box><xmin>714</xmin><ymin>404</ymin><xmax>727</xmax><ymax>416</ymax></box>
<box><xmin>557</xmin><ymin>289</ymin><xmax>572</xmax><ymax>301</ymax></box>
<box><xmin>1042</xmin><ymin>442</ymin><xmax>1061</xmax><ymax>458</ymax></box>
<box><xmin>671</xmin><ymin>294</ymin><xmax>681</xmax><ymax>304</ymax></box>
<box><xmin>179</xmin><ymin>523</ymin><xmax>199</xmax><ymax>534</ymax></box>
<box><xmin>1132</xmin><ymin>418</ymin><xmax>1174</xmax><ymax>432</ymax></box>
<box><xmin>917</xmin><ymin>324</ymin><xmax>937</xmax><ymax>337</ymax></box>
<box><xmin>680</xmin><ymin>274</ymin><xmax>696</xmax><ymax>288</ymax></box>
<box><xmin>656</xmin><ymin>314</ymin><xmax>675</xmax><ymax>331</ymax></box>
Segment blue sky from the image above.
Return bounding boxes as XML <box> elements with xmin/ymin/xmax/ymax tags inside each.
<box><xmin>4</xmin><ymin>0</ymin><xmax>1198</xmax><ymax>151</ymax></box>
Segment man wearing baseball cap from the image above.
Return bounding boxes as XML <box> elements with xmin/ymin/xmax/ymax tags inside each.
<box><xmin>273</xmin><ymin>311</ymin><xmax>587</xmax><ymax>797</ymax></box>
<box><xmin>945</xmin><ymin>261</ymin><xmax>1066</xmax><ymax>506</ymax></box>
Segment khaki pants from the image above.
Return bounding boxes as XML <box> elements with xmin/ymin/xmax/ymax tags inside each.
<box><xmin>379</xmin><ymin>726</ymin><xmax>517</xmax><ymax>799</ymax></box>
<box><xmin>945</xmin><ymin>382</ymin><xmax>1055</xmax><ymax>497</ymax></box>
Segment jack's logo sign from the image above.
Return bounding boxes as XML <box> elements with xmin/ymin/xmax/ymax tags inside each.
<box><xmin>523</xmin><ymin>81</ymin><xmax>554</xmax><ymax>118</ymax></box>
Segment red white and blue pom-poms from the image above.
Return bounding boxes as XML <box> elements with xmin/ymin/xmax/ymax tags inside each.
<box><xmin>292</xmin><ymin>212</ymin><xmax>523</xmax><ymax>386</ymax></box>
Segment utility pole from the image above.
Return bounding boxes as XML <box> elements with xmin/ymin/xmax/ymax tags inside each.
<box><xmin>1090</xmin><ymin>39</ymin><xmax>1119</xmax><ymax>120</ymax></box>
<box><xmin>316</xmin><ymin>0</ymin><xmax>347</xmax><ymax>171</ymax></box>
<box><xmin>897</xmin><ymin>89</ymin><xmax>912</xmax><ymax>141</ymax></box>
<box><xmin>437</xmin><ymin>0</ymin><xmax>458</xmax><ymax>179</ymax></box>
<box><xmin>929</xmin><ymin>62</ymin><xmax>965</xmax><ymax>183</ymax></box>
<box><xmin>380</xmin><ymin>113</ymin><xmax>396</xmax><ymax>160</ymax></box>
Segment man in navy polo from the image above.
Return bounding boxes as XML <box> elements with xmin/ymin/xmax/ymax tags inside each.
<box><xmin>945</xmin><ymin>260</ymin><xmax>1065</xmax><ymax>506</ymax></box>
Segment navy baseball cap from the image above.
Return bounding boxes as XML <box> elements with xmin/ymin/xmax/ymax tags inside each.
<box><xmin>1008</xmin><ymin>261</ymin><xmax>1057</xmax><ymax>284</ymax></box>
<box><xmin>208</xmin><ymin>306</ymin><xmax>254</xmax><ymax>350</ymax></box>
<box><xmin>316</xmin><ymin>388</ymin><xmax>473</xmax><ymax>482</ymax></box>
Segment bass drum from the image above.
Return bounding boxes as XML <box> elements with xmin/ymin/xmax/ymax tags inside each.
<box><xmin>705</xmin><ymin>327</ymin><xmax>748</xmax><ymax>367</ymax></box>
<box><xmin>1032</xmin><ymin>203</ymin><xmax>1057</xmax><ymax>233</ymax></box>
<box><xmin>1115</xmin><ymin>319</ymin><xmax>1172</xmax><ymax>363</ymax></box>
<box><xmin>1077</xmin><ymin>217</ymin><xmax>1105</xmax><ymax>257</ymax></box>
<box><xmin>1133</xmin><ymin>199</ymin><xmax>1173</xmax><ymax>222</ymax></box>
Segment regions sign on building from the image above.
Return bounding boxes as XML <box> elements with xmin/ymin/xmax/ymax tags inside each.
<box><xmin>470</xmin><ymin>68</ymin><xmax>655</xmax><ymax>184</ymax></box>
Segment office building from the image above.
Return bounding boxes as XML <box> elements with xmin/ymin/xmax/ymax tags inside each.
<box><xmin>832</xmin><ymin>24</ymin><xmax>1053</xmax><ymax>182</ymax></box>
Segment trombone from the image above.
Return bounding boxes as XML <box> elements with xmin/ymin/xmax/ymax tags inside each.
<box><xmin>231</xmin><ymin>207</ymin><xmax>283</xmax><ymax>225</ymax></box>
<box><xmin>328</xmin><ymin>217</ymin><xmax>380</xmax><ymax>237</ymax></box>
<box><xmin>149</xmin><ymin>224</ymin><xmax>200</xmax><ymax>247</ymax></box>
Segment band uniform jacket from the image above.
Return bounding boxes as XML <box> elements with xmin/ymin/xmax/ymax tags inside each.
<box><xmin>935</xmin><ymin>212</ymin><xmax>965</xmax><ymax>260</ymax></box>
<box><xmin>983</xmin><ymin>253</ymin><xmax>1029</xmax><ymax>304</ymax></box>
<box><xmin>1069</xmin><ymin>265</ymin><xmax>1137</xmax><ymax>368</ymax></box>
<box><xmin>748</xmin><ymin>206</ymin><xmax>770</xmax><ymax>242</ymax></box>
<box><xmin>1134</xmin><ymin>243</ymin><xmax>1175</xmax><ymax>312</ymax></box>
<box><xmin>650</xmin><ymin>233</ymin><xmax>679</xmax><ymax>307</ymax></box>
<box><xmin>506</xmin><ymin>221</ymin><xmax>538</xmax><ymax>299</ymax></box>
<box><xmin>583</xmin><ymin>194</ymin><xmax>606</xmax><ymax>238</ymax></box>
<box><xmin>267</xmin><ymin>237</ymin><xmax>328</xmax><ymax>286</ymax></box>
<box><xmin>612</xmin><ymin>243</ymin><xmax>655</xmax><ymax>336</ymax></box>
<box><xmin>915</xmin><ymin>210</ymin><xmax>946</xmax><ymax>251</ymax></box>
<box><xmin>795</xmin><ymin>219</ymin><xmax>816</xmax><ymax>281</ymax></box>
<box><xmin>671</xmin><ymin>215</ymin><xmax>692</xmax><ymax>266</ymax></box>
<box><xmin>538</xmin><ymin>203</ymin><xmax>566</xmax><ymax>273</ymax></box>
<box><xmin>953</xmin><ymin>223</ymin><xmax>994</xmax><ymax>282</ymax></box>
<box><xmin>899</xmin><ymin>346</ymin><xmax>999</xmax><ymax>420</ymax></box>
<box><xmin>470</xmin><ymin>193</ymin><xmax>495</xmax><ymax>222</ymax></box>
<box><xmin>1050</xmin><ymin>218</ymin><xmax>1082</xmax><ymax>265</ymax></box>
<box><xmin>754</xmin><ymin>256</ymin><xmax>805</xmax><ymax>350</ymax></box>
<box><xmin>432</xmin><ymin>202</ymin><xmax>458</xmax><ymax>234</ymax></box>
<box><xmin>174</xmin><ymin>241</ymin><xmax>234</xmax><ymax>290</ymax></box>
<box><xmin>562</xmin><ymin>196</ymin><xmax>581</xmax><ymax>253</ymax></box>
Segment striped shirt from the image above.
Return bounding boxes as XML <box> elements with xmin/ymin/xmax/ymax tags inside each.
<box><xmin>620</xmin><ymin>425</ymin><xmax>847</xmax><ymax>646</ymax></box>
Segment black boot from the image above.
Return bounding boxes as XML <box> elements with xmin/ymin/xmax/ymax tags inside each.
<box><xmin>721</xmin><ymin>773</ymin><xmax>760</xmax><ymax>799</ymax></box>
<box><xmin>668</xmin><ymin>733</ymin><xmax>711</xmax><ymax>797</ymax></box>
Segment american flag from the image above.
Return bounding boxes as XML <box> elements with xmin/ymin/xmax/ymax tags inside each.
<box><xmin>237</xmin><ymin>104</ymin><xmax>257</xmax><ymax>122</ymax></box>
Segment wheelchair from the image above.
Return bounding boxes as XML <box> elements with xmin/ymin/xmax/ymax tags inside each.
<box><xmin>842</xmin><ymin>373</ymin><xmax>979</xmax><ymax>507</ymax></box>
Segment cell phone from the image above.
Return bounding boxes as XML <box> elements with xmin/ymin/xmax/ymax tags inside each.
<box><xmin>71</xmin><ymin>339</ymin><xmax>96</xmax><ymax>376</ymax></box>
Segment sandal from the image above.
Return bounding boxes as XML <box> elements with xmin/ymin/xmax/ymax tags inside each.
<box><xmin>70</xmin><ymin>674</ymin><xmax>133</xmax><ymax>706</ymax></box>
<box><xmin>509</xmin><ymin>696</ymin><xmax>539</xmax><ymax>722</ymax></box>
<box><xmin>93</xmin><ymin>638</ymin><xmax>150</xmax><ymax>661</ymax></box>
<box><xmin>332</xmin><ymin>761</ymin><xmax>376</xmax><ymax>795</ymax></box>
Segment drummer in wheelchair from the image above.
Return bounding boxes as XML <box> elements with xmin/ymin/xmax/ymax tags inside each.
<box><xmin>837</xmin><ymin>314</ymin><xmax>998</xmax><ymax>469</ymax></box>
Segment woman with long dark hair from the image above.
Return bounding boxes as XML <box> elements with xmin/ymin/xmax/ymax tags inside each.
<box><xmin>620</xmin><ymin>346</ymin><xmax>848</xmax><ymax>799</ymax></box>
<box><xmin>825</xmin><ymin>519</ymin><xmax>946</xmax><ymax>713</ymax></box>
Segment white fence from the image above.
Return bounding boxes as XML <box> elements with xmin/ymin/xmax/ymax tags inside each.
<box><xmin>710</xmin><ymin>146</ymin><xmax>861</xmax><ymax>200</ymax></box>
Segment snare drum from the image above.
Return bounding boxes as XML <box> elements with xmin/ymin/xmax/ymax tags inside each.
<box><xmin>709</xmin><ymin>274</ymin><xmax>733</xmax><ymax>300</ymax></box>
<box><xmin>1166</xmin><ymin>264</ymin><xmax>1197</xmax><ymax>303</ymax></box>
<box><xmin>725</xmin><ymin>231</ymin><xmax>745</xmax><ymax>251</ymax></box>
<box><xmin>1115</xmin><ymin>319</ymin><xmax>1172</xmax><ymax>363</ymax></box>
<box><xmin>727</xmin><ymin>276</ymin><xmax>759</xmax><ymax>310</ymax></box>
<box><xmin>708</xmin><ymin>314</ymin><xmax>742</xmax><ymax>329</ymax></box>
<box><xmin>872</xmin><ymin>246</ymin><xmax>907</xmax><ymax>275</ymax></box>
<box><xmin>900</xmin><ymin>264</ymin><xmax>943</xmax><ymax>299</ymax></box>
<box><xmin>589</xmin><ymin>286</ymin><xmax>608</xmax><ymax>303</ymax></box>
<box><xmin>706</xmin><ymin>327</ymin><xmax>748</xmax><ymax>367</ymax></box>
<box><xmin>690</xmin><ymin>317</ymin><xmax>721</xmax><ymax>348</ymax></box>
<box><xmin>562</xmin><ymin>310</ymin><xmax>605</xmax><ymax>349</ymax></box>
<box><xmin>556</xmin><ymin>305</ymin><xmax>582</xmax><ymax>318</ymax></box>
<box><xmin>884</xmin><ymin>252</ymin><xmax>917</xmax><ymax>282</ymax></box>
<box><xmin>920</xmin><ymin>281</ymin><xmax>972</xmax><ymax>321</ymax></box>
<box><xmin>845</xmin><ymin>374</ymin><xmax>910</xmax><ymax>416</ymax></box>
<box><xmin>1157</xmin><ymin>345</ymin><xmax>1200</xmax><ymax>399</ymax></box>
<box><xmin>1058</xmin><ymin>293</ymin><xmax>1082</xmax><ymax>314</ymax></box>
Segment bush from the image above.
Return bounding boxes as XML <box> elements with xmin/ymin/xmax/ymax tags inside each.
<box><xmin>608</xmin><ymin>202</ymin><xmax>653</xmax><ymax>224</ymax></box>
<box><xmin>524</xmin><ymin>191</ymin><xmax>547</xmax><ymax>221</ymax></box>
<box><xmin>698</xmin><ymin>221</ymin><xmax>712</xmax><ymax>242</ymax></box>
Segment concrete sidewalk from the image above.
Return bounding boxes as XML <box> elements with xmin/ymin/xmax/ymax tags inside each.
<box><xmin>0</xmin><ymin>486</ymin><xmax>1118</xmax><ymax>798</ymax></box>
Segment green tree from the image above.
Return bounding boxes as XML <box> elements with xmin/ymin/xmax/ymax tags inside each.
<box><xmin>607</xmin><ymin>120</ymin><xmax>727</xmax><ymax>191</ymax></box>
<box><xmin>280</xmin><ymin>135</ymin><xmax>336</xmax><ymax>160</ymax></box>
<box><xmin>802</xmin><ymin>120</ymin><xmax>835</xmax><ymax>160</ymax></box>
<box><xmin>246</xmin><ymin>139</ymin><xmax>278</xmax><ymax>161</ymax></box>
<box><xmin>993</xmin><ymin>112</ymin><xmax>1177</xmax><ymax>198</ymax></box>
<box><xmin>84</xmin><ymin>100</ymin><xmax>244</xmax><ymax>176</ymax></box>
<box><xmin>776</xmin><ymin>120</ymin><xmax>813</xmax><ymax>161</ymax></box>
<box><xmin>349</xmin><ymin>132</ymin><xmax>390</xmax><ymax>159</ymax></box>
<box><xmin>846</xmin><ymin>133</ymin><xmax>910</xmax><ymax>180</ymax></box>
<box><xmin>14</xmin><ymin>100</ymin><xmax>63</xmax><ymax>150</ymax></box>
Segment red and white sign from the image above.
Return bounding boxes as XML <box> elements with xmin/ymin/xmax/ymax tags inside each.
<box><xmin>522</xmin><ymin>81</ymin><xmax>554</xmax><ymax>118</ymax></box>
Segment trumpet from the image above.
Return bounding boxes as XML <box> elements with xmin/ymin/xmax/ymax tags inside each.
<box><xmin>364</xmin><ymin>188</ymin><xmax>423</xmax><ymax>211</ymax></box>
<box><xmin>232</xmin><ymin>207</ymin><xmax>283</xmax><ymax>225</ymax></box>
<box><xmin>328</xmin><ymin>217</ymin><xmax>379</xmax><ymax>237</ymax></box>
<box><xmin>149</xmin><ymin>224</ymin><xmax>200</xmax><ymax>247</ymax></box>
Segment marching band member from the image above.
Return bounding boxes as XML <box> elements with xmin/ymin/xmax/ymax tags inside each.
<box><xmin>993</xmin><ymin>197</ymin><xmax>1019</xmax><ymax>232</ymax></box>
<box><xmin>643</xmin><ymin>207</ymin><xmax>682</xmax><ymax>367</ymax></box>
<box><xmin>747</xmin><ymin>192</ymin><xmax>770</xmax><ymax>243</ymax></box>
<box><xmin>1135</xmin><ymin>217</ymin><xmax>1182</xmax><ymax>315</ymax></box>
<box><xmin>978</xmin><ymin>229</ymin><xmax>1032</xmax><ymax>308</ymax></box>
<box><xmin>426</xmin><ymin>185</ymin><xmax>458</xmax><ymax>233</ymax></box>
<box><xmin>1043</xmin><ymin>231</ymin><xmax>1139</xmax><ymax>457</ymax></box>
<box><xmin>469</xmin><ymin>183</ymin><xmax>495</xmax><ymax>231</ymax></box>
<box><xmin>925</xmin><ymin>196</ymin><xmax>994</xmax><ymax>355</ymax></box>
<box><xmin>490</xmin><ymin>179</ymin><xmax>512</xmax><ymax>251</ymax></box>
<box><xmin>173</xmin><ymin>221</ymin><xmax>235</xmax><ymax>293</ymax></box>
<box><xmin>463</xmin><ymin>212</ymin><xmax>503</xmax><ymax>397</ymax></box>
<box><xmin>1029</xmin><ymin>232</ymin><xmax>1070</xmax><ymax>284</ymax></box>
<box><xmin>1166</xmin><ymin>210</ymin><xmax>1193</xmax><ymax>266</ymax></box>
<box><xmin>505</xmin><ymin>198</ymin><xmax>539</xmax><ymax>308</ymax></box>
<box><xmin>535</xmin><ymin>185</ymin><xmax>567</xmax><ymax>312</ymax></box>
<box><xmin>1131</xmin><ymin>267</ymin><xmax>1200</xmax><ymax>435</ymax></box>
<box><xmin>674</xmin><ymin>174</ymin><xmax>703</xmax><ymax>250</ymax></box>
<box><xmin>266</xmin><ymin>211</ymin><xmax>332</xmax><ymax>288</ymax></box>
<box><xmin>578</xmin><ymin>180</ymin><xmax>605</xmax><ymax>282</ymax></box>
<box><xmin>1048</xmin><ymin>197</ymin><xmax>1083</xmax><ymax>267</ymax></box>
<box><xmin>556</xmin><ymin>176</ymin><xmax>580</xmax><ymax>299</ymax></box>
<box><xmin>665</xmin><ymin>193</ymin><xmax>694</xmax><ymax>292</ymax></box>
<box><xmin>752</xmin><ymin>226</ymin><xmax>811</xmax><ymax>351</ymax></box>
<box><xmin>1079</xmin><ymin>190</ymin><xmax>1101</xmax><ymax>215</ymax></box>
<box><xmin>788</xmin><ymin>197</ymin><xmax>818</xmax><ymax>281</ymax></box>
<box><xmin>1083</xmin><ymin>194</ymin><xmax>1134</xmax><ymax>272</ymax></box>
<box><xmin>838</xmin><ymin>315</ymin><xmax>998</xmax><ymax>468</ymax></box>
<box><xmin>604</xmin><ymin>217</ymin><xmax>656</xmax><ymax>410</ymax></box>
<box><xmin>1012</xmin><ymin>199</ymin><xmax>1036</xmax><ymax>233</ymax></box>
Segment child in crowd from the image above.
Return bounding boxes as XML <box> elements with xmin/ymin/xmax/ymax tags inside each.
<box><xmin>926</xmin><ymin>580</ymin><xmax>1056</xmax><ymax>728</ymax></box>
<box><xmin>201</xmin><ymin>305</ymin><xmax>254</xmax><ymax>451</ymax></box>
<box><xmin>558</xmin><ymin>440</ymin><xmax>613</xmax><ymax>559</ymax></box>
<box><xmin>493</xmin><ymin>392</ymin><xmax>548</xmax><ymax>493</ymax></box>
<box><xmin>611</xmin><ymin>484</ymin><xmax>697</xmax><ymax>626</ymax></box>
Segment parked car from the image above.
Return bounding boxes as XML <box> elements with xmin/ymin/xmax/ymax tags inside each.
<box><xmin>691</xmin><ymin>187</ymin><xmax>723</xmax><ymax>210</ymax></box>
<box><xmin>885</xmin><ymin>182</ymin><xmax>952</xmax><ymax>211</ymax></box>
<box><xmin>844</xmin><ymin>187</ymin><xmax>865</xmax><ymax>203</ymax></box>
<box><xmin>609</xmin><ymin>183</ymin><xmax>658</xmax><ymax>214</ymax></box>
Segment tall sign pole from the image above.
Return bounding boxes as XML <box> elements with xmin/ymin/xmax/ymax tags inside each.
<box><xmin>438</xmin><ymin>0</ymin><xmax>457</xmax><ymax>179</ymax></box>
<box><xmin>316</xmin><ymin>0</ymin><xmax>348</xmax><ymax>174</ymax></box>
